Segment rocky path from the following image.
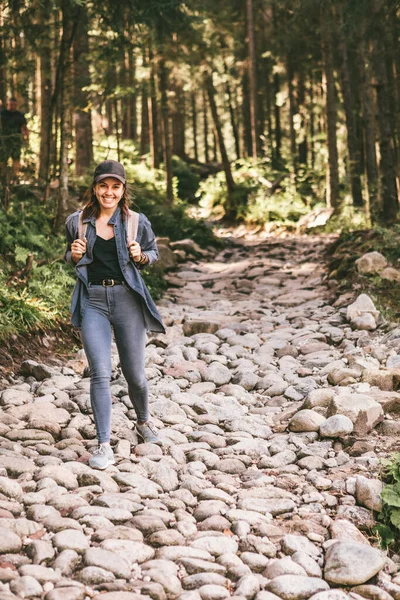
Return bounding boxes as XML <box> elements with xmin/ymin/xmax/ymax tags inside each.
<box><xmin>0</xmin><ymin>234</ymin><xmax>400</xmax><ymax>600</ymax></box>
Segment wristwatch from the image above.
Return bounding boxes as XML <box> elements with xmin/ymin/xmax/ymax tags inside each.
<box><xmin>136</xmin><ymin>252</ymin><xmax>148</xmax><ymax>265</ymax></box>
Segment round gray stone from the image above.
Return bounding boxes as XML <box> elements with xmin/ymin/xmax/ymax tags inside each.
<box><xmin>324</xmin><ymin>541</ymin><xmax>385</xmax><ymax>585</ymax></box>
<box><xmin>319</xmin><ymin>415</ymin><xmax>354</xmax><ymax>438</ymax></box>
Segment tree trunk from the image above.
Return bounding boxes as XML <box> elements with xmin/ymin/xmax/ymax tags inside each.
<box><xmin>159</xmin><ymin>58</ymin><xmax>173</xmax><ymax>204</ymax></box>
<box><xmin>121</xmin><ymin>49</ymin><xmax>129</xmax><ymax>139</ymax></box>
<box><xmin>287</xmin><ymin>57</ymin><xmax>297</xmax><ymax>168</ymax></box>
<box><xmin>223</xmin><ymin>59</ymin><xmax>240</xmax><ymax>160</ymax></box>
<box><xmin>297</xmin><ymin>69</ymin><xmax>308</xmax><ymax>165</ymax></box>
<box><xmin>384</xmin><ymin>10</ymin><xmax>399</xmax><ymax>164</ymax></box>
<box><xmin>192</xmin><ymin>92</ymin><xmax>198</xmax><ymax>162</ymax></box>
<box><xmin>73</xmin><ymin>5</ymin><xmax>93</xmax><ymax>176</ymax></box>
<box><xmin>273</xmin><ymin>72</ymin><xmax>281</xmax><ymax>164</ymax></box>
<box><xmin>45</xmin><ymin>1</ymin><xmax>79</xmax><ymax>205</ymax></box>
<box><xmin>205</xmin><ymin>71</ymin><xmax>235</xmax><ymax>210</ymax></box>
<box><xmin>390</xmin><ymin>6</ymin><xmax>400</xmax><ymax>157</ymax></box>
<box><xmin>321</xmin><ymin>9</ymin><xmax>340</xmax><ymax>210</ymax></box>
<box><xmin>212</xmin><ymin>132</ymin><xmax>217</xmax><ymax>162</ymax></box>
<box><xmin>148</xmin><ymin>57</ymin><xmax>160</xmax><ymax>169</ymax></box>
<box><xmin>105</xmin><ymin>99</ymin><xmax>113</xmax><ymax>135</ymax></box>
<box><xmin>241</xmin><ymin>71</ymin><xmax>252</xmax><ymax>157</ymax></box>
<box><xmin>114</xmin><ymin>97</ymin><xmax>121</xmax><ymax>161</ymax></box>
<box><xmin>0</xmin><ymin>5</ymin><xmax>6</xmax><ymax>106</ymax></box>
<box><xmin>55</xmin><ymin>1</ymin><xmax>79</xmax><ymax>229</ymax></box>
<box><xmin>203</xmin><ymin>87</ymin><xmax>209</xmax><ymax>163</ymax></box>
<box><xmin>128</xmin><ymin>45</ymin><xmax>137</xmax><ymax>141</ymax></box>
<box><xmin>336</xmin><ymin>5</ymin><xmax>363</xmax><ymax>207</ymax></box>
<box><xmin>140</xmin><ymin>81</ymin><xmax>150</xmax><ymax>155</ymax></box>
<box><xmin>172</xmin><ymin>80</ymin><xmax>185</xmax><ymax>158</ymax></box>
<box><xmin>57</xmin><ymin>83</ymin><xmax>71</xmax><ymax>227</ymax></box>
<box><xmin>359</xmin><ymin>38</ymin><xmax>379</xmax><ymax>218</ymax></box>
<box><xmin>264</xmin><ymin>60</ymin><xmax>274</xmax><ymax>162</ymax></box>
<box><xmin>246</xmin><ymin>0</ymin><xmax>258</xmax><ymax>158</ymax></box>
<box><xmin>38</xmin><ymin>5</ymin><xmax>52</xmax><ymax>182</ymax></box>
<box><xmin>309</xmin><ymin>76</ymin><xmax>315</xmax><ymax>170</ymax></box>
<box><xmin>372</xmin><ymin>21</ymin><xmax>398</xmax><ymax>222</ymax></box>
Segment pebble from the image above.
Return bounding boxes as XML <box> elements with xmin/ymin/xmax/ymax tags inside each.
<box><xmin>100</xmin><ymin>539</ymin><xmax>155</xmax><ymax>563</ymax></box>
<box><xmin>84</xmin><ymin>547</ymin><xmax>131</xmax><ymax>579</ymax></box>
<box><xmin>0</xmin><ymin>527</ymin><xmax>22</xmax><ymax>553</ymax></box>
<box><xmin>197</xmin><ymin>585</ymin><xmax>230</xmax><ymax>600</ymax></box>
<box><xmin>281</xmin><ymin>534</ymin><xmax>321</xmax><ymax>559</ymax></box>
<box><xmin>52</xmin><ymin>529</ymin><xmax>90</xmax><ymax>553</ymax></box>
<box><xmin>266</xmin><ymin>575</ymin><xmax>329</xmax><ymax>599</ymax></box>
<box><xmin>289</xmin><ymin>410</ymin><xmax>326</xmax><ymax>432</ymax></box>
<box><xmin>191</xmin><ymin>535</ymin><xmax>239</xmax><ymax>556</ymax></box>
<box><xmin>10</xmin><ymin>575</ymin><xmax>43</xmax><ymax>597</ymax></box>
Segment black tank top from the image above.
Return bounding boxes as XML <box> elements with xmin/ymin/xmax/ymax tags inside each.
<box><xmin>87</xmin><ymin>236</ymin><xmax>124</xmax><ymax>282</ymax></box>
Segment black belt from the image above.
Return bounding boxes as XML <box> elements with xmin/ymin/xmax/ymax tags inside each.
<box><xmin>90</xmin><ymin>279</ymin><xmax>123</xmax><ymax>287</ymax></box>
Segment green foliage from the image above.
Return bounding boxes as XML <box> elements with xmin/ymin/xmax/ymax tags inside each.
<box><xmin>376</xmin><ymin>453</ymin><xmax>400</xmax><ymax>551</ymax></box>
<box><xmin>374</xmin><ymin>524</ymin><xmax>396</xmax><ymax>549</ymax></box>
<box><xmin>0</xmin><ymin>281</ymin><xmax>55</xmax><ymax>341</ymax></box>
<box><xmin>196</xmin><ymin>159</ymin><xmax>322</xmax><ymax>225</ymax></box>
<box><xmin>142</xmin><ymin>197</ymin><xmax>218</xmax><ymax>248</ymax></box>
<box><xmin>0</xmin><ymin>187</ymin><xmax>75</xmax><ymax>340</ymax></box>
<box><xmin>122</xmin><ymin>157</ymin><xmax>220</xmax><ymax>248</ymax></box>
<box><xmin>172</xmin><ymin>156</ymin><xmax>201</xmax><ymax>203</ymax></box>
<box><xmin>319</xmin><ymin>203</ymin><xmax>371</xmax><ymax>235</ymax></box>
<box><xmin>141</xmin><ymin>269</ymin><xmax>167</xmax><ymax>301</ymax></box>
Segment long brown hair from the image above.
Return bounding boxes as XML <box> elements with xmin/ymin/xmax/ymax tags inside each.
<box><xmin>81</xmin><ymin>182</ymin><xmax>133</xmax><ymax>220</ymax></box>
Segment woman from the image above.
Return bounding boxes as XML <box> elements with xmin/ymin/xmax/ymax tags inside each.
<box><xmin>65</xmin><ymin>160</ymin><xmax>165</xmax><ymax>470</ymax></box>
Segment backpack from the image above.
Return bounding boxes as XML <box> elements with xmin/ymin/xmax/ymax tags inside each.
<box><xmin>77</xmin><ymin>209</ymin><xmax>139</xmax><ymax>245</ymax></box>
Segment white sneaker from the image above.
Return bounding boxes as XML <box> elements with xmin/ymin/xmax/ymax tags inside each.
<box><xmin>89</xmin><ymin>443</ymin><xmax>115</xmax><ymax>470</ymax></box>
<box><xmin>136</xmin><ymin>421</ymin><xmax>162</xmax><ymax>445</ymax></box>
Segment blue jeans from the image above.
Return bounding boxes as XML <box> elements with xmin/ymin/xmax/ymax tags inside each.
<box><xmin>81</xmin><ymin>283</ymin><xmax>149</xmax><ymax>443</ymax></box>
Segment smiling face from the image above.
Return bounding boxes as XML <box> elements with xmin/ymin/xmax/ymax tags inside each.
<box><xmin>93</xmin><ymin>177</ymin><xmax>124</xmax><ymax>213</ymax></box>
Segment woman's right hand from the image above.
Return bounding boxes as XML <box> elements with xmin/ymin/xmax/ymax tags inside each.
<box><xmin>71</xmin><ymin>238</ymin><xmax>87</xmax><ymax>263</ymax></box>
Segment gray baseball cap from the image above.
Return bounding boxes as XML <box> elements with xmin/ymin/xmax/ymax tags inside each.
<box><xmin>94</xmin><ymin>160</ymin><xmax>126</xmax><ymax>184</ymax></box>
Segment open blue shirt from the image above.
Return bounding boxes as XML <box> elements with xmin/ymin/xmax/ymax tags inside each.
<box><xmin>64</xmin><ymin>206</ymin><xmax>165</xmax><ymax>333</ymax></box>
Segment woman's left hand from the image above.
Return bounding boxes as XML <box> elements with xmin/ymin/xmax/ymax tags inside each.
<box><xmin>128</xmin><ymin>241</ymin><xmax>142</xmax><ymax>262</ymax></box>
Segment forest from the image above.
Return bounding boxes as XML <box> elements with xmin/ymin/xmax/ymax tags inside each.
<box><xmin>0</xmin><ymin>0</ymin><xmax>400</xmax><ymax>341</ymax></box>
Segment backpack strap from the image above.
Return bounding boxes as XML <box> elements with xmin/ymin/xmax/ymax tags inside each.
<box><xmin>77</xmin><ymin>211</ymin><xmax>87</xmax><ymax>240</ymax></box>
<box><xmin>77</xmin><ymin>209</ymin><xmax>139</xmax><ymax>244</ymax></box>
<box><xmin>126</xmin><ymin>209</ymin><xmax>139</xmax><ymax>244</ymax></box>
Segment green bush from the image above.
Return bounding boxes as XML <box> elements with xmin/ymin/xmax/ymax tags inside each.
<box><xmin>196</xmin><ymin>159</ymin><xmax>321</xmax><ymax>225</ymax></box>
<box><xmin>375</xmin><ymin>453</ymin><xmax>400</xmax><ymax>551</ymax></box>
<box><xmin>172</xmin><ymin>156</ymin><xmax>201</xmax><ymax>203</ymax></box>
<box><xmin>0</xmin><ymin>278</ymin><xmax>58</xmax><ymax>341</ymax></box>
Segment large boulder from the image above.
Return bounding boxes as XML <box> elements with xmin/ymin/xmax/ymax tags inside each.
<box><xmin>379</xmin><ymin>266</ymin><xmax>400</xmax><ymax>282</ymax></box>
<box><xmin>355</xmin><ymin>476</ymin><xmax>383</xmax><ymax>512</ymax></box>
<box><xmin>346</xmin><ymin>294</ymin><xmax>379</xmax><ymax>331</ymax></box>
<box><xmin>170</xmin><ymin>239</ymin><xmax>210</xmax><ymax>257</ymax></box>
<box><xmin>319</xmin><ymin>415</ymin><xmax>354</xmax><ymax>438</ymax></box>
<box><xmin>288</xmin><ymin>410</ymin><xmax>326</xmax><ymax>433</ymax></box>
<box><xmin>327</xmin><ymin>393</ymin><xmax>383</xmax><ymax>434</ymax></box>
<box><xmin>355</xmin><ymin>251</ymin><xmax>387</xmax><ymax>274</ymax></box>
<box><xmin>324</xmin><ymin>541</ymin><xmax>385</xmax><ymax>585</ymax></box>
<box><xmin>155</xmin><ymin>244</ymin><xmax>179</xmax><ymax>271</ymax></box>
